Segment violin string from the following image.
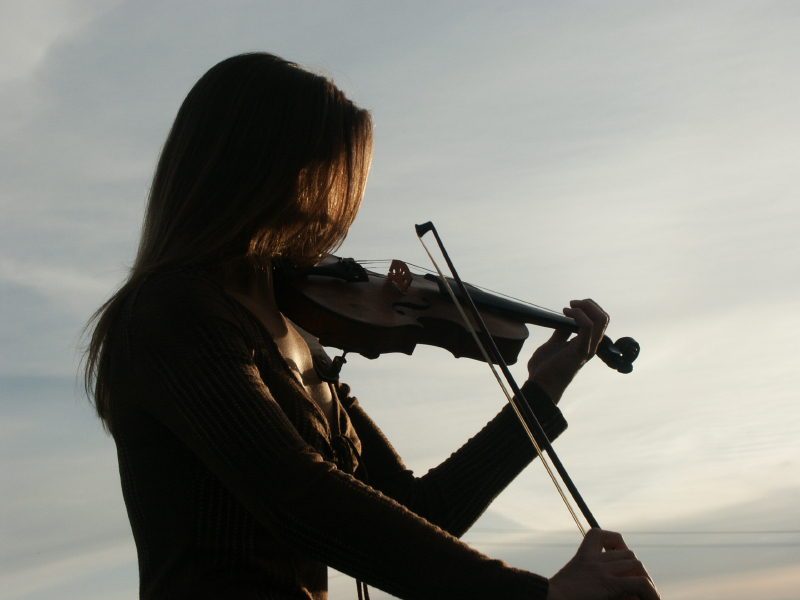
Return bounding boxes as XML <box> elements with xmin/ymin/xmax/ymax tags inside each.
<box><xmin>416</xmin><ymin>238</ymin><xmax>587</xmax><ymax>537</ymax></box>
<box><xmin>355</xmin><ymin>260</ymin><xmax>564</xmax><ymax>317</ymax></box>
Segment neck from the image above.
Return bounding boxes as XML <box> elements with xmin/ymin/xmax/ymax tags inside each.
<box><xmin>212</xmin><ymin>260</ymin><xmax>282</xmax><ymax>326</ymax></box>
<box><xmin>212</xmin><ymin>258</ymin><xmax>266</xmax><ymax>289</ymax></box>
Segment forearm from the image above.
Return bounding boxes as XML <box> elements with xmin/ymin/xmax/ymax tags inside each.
<box><xmin>344</xmin><ymin>380</ymin><xmax>567</xmax><ymax>536</ymax></box>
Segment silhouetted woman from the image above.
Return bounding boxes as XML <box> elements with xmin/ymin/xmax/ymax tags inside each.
<box><xmin>84</xmin><ymin>53</ymin><xmax>658</xmax><ymax>600</ymax></box>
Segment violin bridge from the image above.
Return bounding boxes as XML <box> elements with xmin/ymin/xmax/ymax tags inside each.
<box><xmin>387</xmin><ymin>260</ymin><xmax>412</xmax><ymax>293</ymax></box>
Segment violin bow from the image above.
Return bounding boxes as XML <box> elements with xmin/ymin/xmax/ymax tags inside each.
<box><xmin>416</xmin><ymin>221</ymin><xmax>599</xmax><ymax>534</ymax></box>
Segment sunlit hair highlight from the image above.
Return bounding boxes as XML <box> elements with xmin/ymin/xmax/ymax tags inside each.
<box><xmin>138</xmin><ymin>52</ymin><xmax>372</xmax><ymax>270</ymax></box>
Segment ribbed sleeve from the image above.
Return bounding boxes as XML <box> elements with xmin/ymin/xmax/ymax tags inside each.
<box><xmin>341</xmin><ymin>381</ymin><xmax>566</xmax><ymax>537</ymax></box>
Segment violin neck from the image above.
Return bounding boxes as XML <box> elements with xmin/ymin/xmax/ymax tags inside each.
<box><xmin>423</xmin><ymin>274</ymin><xmax>578</xmax><ymax>333</ymax></box>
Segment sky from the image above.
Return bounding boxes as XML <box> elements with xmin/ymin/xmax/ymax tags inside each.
<box><xmin>1</xmin><ymin>1</ymin><xmax>799</xmax><ymax>598</ymax></box>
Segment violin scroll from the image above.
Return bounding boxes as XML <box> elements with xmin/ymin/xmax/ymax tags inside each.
<box><xmin>596</xmin><ymin>336</ymin><xmax>640</xmax><ymax>374</ymax></box>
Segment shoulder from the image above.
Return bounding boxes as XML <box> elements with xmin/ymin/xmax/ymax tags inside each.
<box><xmin>126</xmin><ymin>268</ymin><xmax>258</xmax><ymax>349</ymax></box>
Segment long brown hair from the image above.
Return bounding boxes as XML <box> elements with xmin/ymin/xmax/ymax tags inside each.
<box><xmin>83</xmin><ymin>53</ymin><xmax>373</xmax><ymax>429</ymax></box>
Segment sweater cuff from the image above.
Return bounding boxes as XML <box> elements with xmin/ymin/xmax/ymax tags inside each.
<box><xmin>509</xmin><ymin>569</ymin><xmax>551</xmax><ymax>600</ymax></box>
<box><xmin>510</xmin><ymin>380</ymin><xmax>568</xmax><ymax>443</ymax></box>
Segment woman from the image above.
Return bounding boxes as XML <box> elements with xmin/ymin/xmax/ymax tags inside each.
<box><xmin>83</xmin><ymin>53</ymin><xmax>658</xmax><ymax>600</ymax></box>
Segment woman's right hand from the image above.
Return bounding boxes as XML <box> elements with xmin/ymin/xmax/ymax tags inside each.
<box><xmin>546</xmin><ymin>529</ymin><xmax>660</xmax><ymax>600</ymax></box>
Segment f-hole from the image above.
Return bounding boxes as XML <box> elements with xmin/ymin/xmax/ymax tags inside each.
<box><xmin>392</xmin><ymin>298</ymin><xmax>432</xmax><ymax>316</ymax></box>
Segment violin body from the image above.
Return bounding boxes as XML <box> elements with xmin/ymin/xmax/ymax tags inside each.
<box><xmin>275</xmin><ymin>256</ymin><xmax>531</xmax><ymax>363</ymax></box>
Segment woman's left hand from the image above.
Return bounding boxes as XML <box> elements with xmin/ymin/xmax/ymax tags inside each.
<box><xmin>526</xmin><ymin>299</ymin><xmax>609</xmax><ymax>404</ymax></box>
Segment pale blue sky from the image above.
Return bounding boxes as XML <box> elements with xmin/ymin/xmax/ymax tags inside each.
<box><xmin>2</xmin><ymin>2</ymin><xmax>799</xmax><ymax>598</ymax></box>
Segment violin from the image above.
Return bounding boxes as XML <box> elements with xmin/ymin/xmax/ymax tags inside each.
<box><xmin>274</xmin><ymin>255</ymin><xmax>639</xmax><ymax>378</ymax></box>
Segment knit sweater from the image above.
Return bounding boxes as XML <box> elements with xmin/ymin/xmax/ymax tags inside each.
<box><xmin>108</xmin><ymin>268</ymin><xmax>568</xmax><ymax>599</ymax></box>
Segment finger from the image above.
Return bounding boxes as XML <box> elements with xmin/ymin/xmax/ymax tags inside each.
<box><xmin>569</xmin><ymin>298</ymin><xmax>609</xmax><ymax>324</ymax></box>
<box><xmin>562</xmin><ymin>305</ymin><xmax>593</xmax><ymax>359</ymax></box>
<box><xmin>569</xmin><ymin>298</ymin><xmax>608</xmax><ymax>331</ymax></box>
<box><xmin>543</xmin><ymin>328</ymin><xmax>571</xmax><ymax>347</ymax></box>
<box><xmin>569</xmin><ymin>299</ymin><xmax>609</xmax><ymax>354</ymax></box>
<box><xmin>599</xmin><ymin>542</ymin><xmax>658</xmax><ymax>590</ymax></box>
<box><xmin>617</xmin><ymin>575</ymin><xmax>661</xmax><ymax>600</ymax></box>
<box><xmin>579</xmin><ymin>528</ymin><xmax>628</xmax><ymax>554</ymax></box>
<box><xmin>600</xmin><ymin>549</ymin><xmax>637</xmax><ymax>563</ymax></box>
<box><xmin>609</xmin><ymin>559</ymin><xmax>659</xmax><ymax>595</ymax></box>
<box><xmin>604</xmin><ymin>557</ymin><xmax>651</xmax><ymax>578</ymax></box>
<box><xmin>600</xmin><ymin>529</ymin><xmax>629</xmax><ymax>552</ymax></box>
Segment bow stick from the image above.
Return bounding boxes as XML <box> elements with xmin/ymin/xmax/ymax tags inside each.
<box><xmin>416</xmin><ymin>221</ymin><xmax>599</xmax><ymax>534</ymax></box>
